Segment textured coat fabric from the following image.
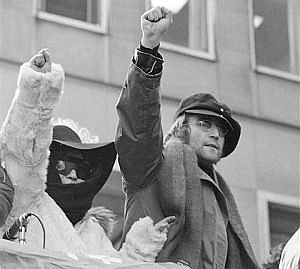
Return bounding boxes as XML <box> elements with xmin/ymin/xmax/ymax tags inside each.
<box><xmin>157</xmin><ymin>138</ymin><xmax>204</xmax><ymax>268</ymax></box>
<box><xmin>159</xmin><ymin>139</ymin><xmax>260</xmax><ymax>269</ymax></box>
<box><xmin>0</xmin><ymin>60</ymin><xmax>166</xmax><ymax>262</ymax></box>
<box><xmin>116</xmin><ymin>59</ymin><xmax>260</xmax><ymax>269</ymax></box>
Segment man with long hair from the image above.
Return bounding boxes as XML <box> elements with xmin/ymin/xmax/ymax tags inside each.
<box><xmin>116</xmin><ymin>6</ymin><xmax>260</xmax><ymax>269</ymax></box>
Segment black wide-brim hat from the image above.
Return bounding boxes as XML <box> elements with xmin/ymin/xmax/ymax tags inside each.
<box><xmin>50</xmin><ymin>125</ymin><xmax>117</xmax><ymax>186</ymax></box>
<box><xmin>46</xmin><ymin>125</ymin><xmax>117</xmax><ymax>224</ymax></box>
<box><xmin>174</xmin><ymin>93</ymin><xmax>241</xmax><ymax>157</ymax></box>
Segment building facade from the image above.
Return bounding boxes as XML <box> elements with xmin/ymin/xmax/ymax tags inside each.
<box><xmin>0</xmin><ymin>0</ymin><xmax>299</xmax><ymax>263</ymax></box>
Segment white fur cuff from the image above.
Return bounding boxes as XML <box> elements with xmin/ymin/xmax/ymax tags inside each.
<box><xmin>76</xmin><ymin>206</ymin><xmax>116</xmax><ymax>237</ymax></box>
<box><xmin>119</xmin><ymin>217</ymin><xmax>167</xmax><ymax>262</ymax></box>
<box><xmin>16</xmin><ymin>62</ymin><xmax>64</xmax><ymax>110</ymax></box>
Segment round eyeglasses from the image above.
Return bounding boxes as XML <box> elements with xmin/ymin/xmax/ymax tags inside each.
<box><xmin>184</xmin><ymin>120</ymin><xmax>228</xmax><ymax>137</ymax></box>
<box><xmin>56</xmin><ymin>158</ymin><xmax>97</xmax><ymax>179</ymax></box>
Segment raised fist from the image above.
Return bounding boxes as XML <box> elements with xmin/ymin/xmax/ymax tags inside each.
<box><xmin>141</xmin><ymin>6</ymin><xmax>173</xmax><ymax>49</ymax></box>
<box><xmin>29</xmin><ymin>48</ymin><xmax>52</xmax><ymax>73</ymax></box>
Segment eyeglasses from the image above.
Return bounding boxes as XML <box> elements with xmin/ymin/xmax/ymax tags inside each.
<box><xmin>184</xmin><ymin>120</ymin><xmax>228</xmax><ymax>137</ymax></box>
<box><xmin>56</xmin><ymin>157</ymin><xmax>97</xmax><ymax>179</ymax></box>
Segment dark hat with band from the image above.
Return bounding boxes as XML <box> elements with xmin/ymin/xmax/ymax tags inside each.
<box><xmin>46</xmin><ymin>125</ymin><xmax>117</xmax><ymax>225</ymax></box>
<box><xmin>174</xmin><ymin>93</ymin><xmax>241</xmax><ymax>157</ymax></box>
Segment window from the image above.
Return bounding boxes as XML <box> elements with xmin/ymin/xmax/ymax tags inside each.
<box><xmin>44</xmin><ymin>0</ymin><xmax>98</xmax><ymax>24</ymax></box>
<box><xmin>146</xmin><ymin>0</ymin><xmax>216</xmax><ymax>60</ymax></box>
<box><xmin>250</xmin><ymin>0</ymin><xmax>300</xmax><ymax>80</ymax></box>
<box><xmin>269</xmin><ymin>202</ymin><xmax>299</xmax><ymax>248</ymax></box>
<box><xmin>35</xmin><ymin>0</ymin><xmax>109</xmax><ymax>33</ymax></box>
<box><xmin>257</xmin><ymin>191</ymin><xmax>300</xmax><ymax>261</ymax></box>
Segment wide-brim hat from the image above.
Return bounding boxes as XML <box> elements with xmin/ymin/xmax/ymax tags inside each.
<box><xmin>173</xmin><ymin>93</ymin><xmax>241</xmax><ymax>157</ymax></box>
<box><xmin>50</xmin><ymin>125</ymin><xmax>117</xmax><ymax>185</ymax></box>
<box><xmin>46</xmin><ymin>125</ymin><xmax>117</xmax><ymax>224</ymax></box>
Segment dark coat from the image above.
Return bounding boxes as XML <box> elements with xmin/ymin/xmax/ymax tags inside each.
<box><xmin>116</xmin><ymin>58</ymin><xmax>260</xmax><ymax>269</ymax></box>
<box><xmin>0</xmin><ymin>166</ymin><xmax>14</xmax><ymax>226</ymax></box>
<box><xmin>158</xmin><ymin>138</ymin><xmax>260</xmax><ymax>269</ymax></box>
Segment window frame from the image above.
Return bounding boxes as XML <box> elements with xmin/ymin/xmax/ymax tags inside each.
<box><xmin>248</xmin><ymin>0</ymin><xmax>300</xmax><ymax>82</ymax></box>
<box><xmin>33</xmin><ymin>0</ymin><xmax>109</xmax><ymax>34</ymax></box>
<box><xmin>257</xmin><ymin>190</ymin><xmax>300</xmax><ymax>262</ymax></box>
<box><xmin>145</xmin><ymin>0</ymin><xmax>217</xmax><ymax>61</ymax></box>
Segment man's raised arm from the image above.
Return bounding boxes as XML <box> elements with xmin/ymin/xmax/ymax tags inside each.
<box><xmin>115</xmin><ymin>7</ymin><xmax>172</xmax><ymax>190</ymax></box>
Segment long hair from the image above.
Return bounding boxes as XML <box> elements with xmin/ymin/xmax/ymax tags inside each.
<box><xmin>262</xmin><ymin>243</ymin><xmax>286</xmax><ymax>269</ymax></box>
<box><xmin>164</xmin><ymin>114</ymin><xmax>191</xmax><ymax>145</ymax></box>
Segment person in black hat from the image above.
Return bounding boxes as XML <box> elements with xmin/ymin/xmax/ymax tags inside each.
<box><xmin>46</xmin><ymin>121</ymin><xmax>117</xmax><ymax>227</ymax></box>
<box><xmin>46</xmin><ymin>120</ymin><xmax>175</xmax><ymax>259</ymax></box>
<box><xmin>115</xmin><ymin>6</ymin><xmax>260</xmax><ymax>269</ymax></box>
<box><xmin>0</xmin><ymin>48</ymin><xmax>175</xmax><ymax>261</ymax></box>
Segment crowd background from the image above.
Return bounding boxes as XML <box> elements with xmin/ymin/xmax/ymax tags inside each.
<box><xmin>0</xmin><ymin>0</ymin><xmax>299</xmax><ymax>264</ymax></box>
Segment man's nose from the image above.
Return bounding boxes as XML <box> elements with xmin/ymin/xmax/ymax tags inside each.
<box><xmin>209</xmin><ymin>125</ymin><xmax>220</xmax><ymax>137</ymax></box>
<box><xmin>67</xmin><ymin>169</ymin><xmax>77</xmax><ymax>179</ymax></box>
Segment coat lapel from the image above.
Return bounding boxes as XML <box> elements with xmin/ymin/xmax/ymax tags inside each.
<box><xmin>217</xmin><ymin>173</ymin><xmax>259</xmax><ymax>268</ymax></box>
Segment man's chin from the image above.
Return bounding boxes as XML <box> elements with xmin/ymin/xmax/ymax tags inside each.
<box><xmin>197</xmin><ymin>155</ymin><xmax>221</xmax><ymax>167</ymax></box>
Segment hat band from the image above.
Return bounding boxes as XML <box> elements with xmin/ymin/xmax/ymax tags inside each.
<box><xmin>185</xmin><ymin>109</ymin><xmax>233</xmax><ymax>130</ymax></box>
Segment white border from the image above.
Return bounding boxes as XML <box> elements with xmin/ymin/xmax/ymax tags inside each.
<box><xmin>248</xmin><ymin>0</ymin><xmax>300</xmax><ymax>83</ymax></box>
<box><xmin>33</xmin><ymin>0</ymin><xmax>109</xmax><ymax>34</ymax></box>
<box><xmin>257</xmin><ymin>190</ymin><xmax>300</xmax><ymax>262</ymax></box>
<box><xmin>145</xmin><ymin>0</ymin><xmax>216</xmax><ymax>61</ymax></box>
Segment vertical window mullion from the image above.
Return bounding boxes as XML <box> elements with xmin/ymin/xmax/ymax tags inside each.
<box><xmin>288</xmin><ymin>0</ymin><xmax>300</xmax><ymax>74</ymax></box>
<box><xmin>86</xmin><ymin>0</ymin><xmax>92</xmax><ymax>23</ymax></box>
<box><xmin>189</xmin><ymin>0</ymin><xmax>207</xmax><ymax>51</ymax></box>
<box><xmin>207</xmin><ymin>0</ymin><xmax>216</xmax><ymax>57</ymax></box>
<box><xmin>40</xmin><ymin>0</ymin><xmax>46</xmax><ymax>10</ymax></box>
<box><xmin>287</xmin><ymin>0</ymin><xmax>297</xmax><ymax>74</ymax></box>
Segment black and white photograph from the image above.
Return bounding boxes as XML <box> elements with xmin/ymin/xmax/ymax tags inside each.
<box><xmin>0</xmin><ymin>1</ymin><xmax>299</xmax><ymax>268</ymax></box>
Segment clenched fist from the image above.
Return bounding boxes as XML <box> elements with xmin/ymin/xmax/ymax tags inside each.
<box><xmin>141</xmin><ymin>6</ymin><xmax>173</xmax><ymax>49</ymax></box>
<box><xmin>29</xmin><ymin>48</ymin><xmax>52</xmax><ymax>73</ymax></box>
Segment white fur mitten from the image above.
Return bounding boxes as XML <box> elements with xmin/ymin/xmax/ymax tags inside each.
<box><xmin>16</xmin><ymin>62</ymin><xmax>64</xmax><ymax>111</ymax></box>
<box><xmin>119</xmin><ymin>217</ymin><xmax>167</xmax><ymax>262</ymax></box>
<box><xmin>0</xmin><ymin>58</ymin><xmax>64</xmax><ymax>193</ymax></box>
<box><xmin>76</xmin><ymin>206</ymin><xmax>117</xmax><ymax>238</ymax></box>
<box><xmin>0</xmin><ymin>62</ymin><xmax>64</xmax><ymax>166</ymax></box>
<box><xmin>75</xmin><ymin>206</ymin><xmax>117</xmax><ymax>255</ymax></box>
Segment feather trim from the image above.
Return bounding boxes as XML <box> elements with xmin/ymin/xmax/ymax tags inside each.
<box><xmin>53</xmin><ymin>118</ymin><xmax>99</xmax><ymax>143</ymax></box>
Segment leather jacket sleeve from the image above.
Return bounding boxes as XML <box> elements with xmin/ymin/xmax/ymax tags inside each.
<box><xmin>115</xmin><ymin>50</ymin><xmax>164</xmax><ymax>191</ymax></box>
